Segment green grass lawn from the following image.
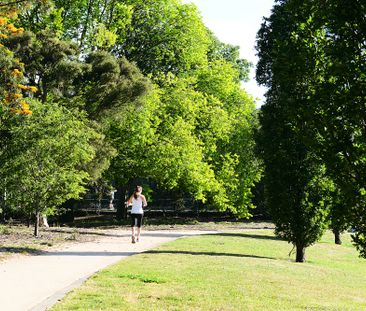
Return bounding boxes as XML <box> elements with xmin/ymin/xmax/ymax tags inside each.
<box><xmin>51</xmin><ymin>230</ymin><xmax>366</xmax><ymax>310</ymax></box>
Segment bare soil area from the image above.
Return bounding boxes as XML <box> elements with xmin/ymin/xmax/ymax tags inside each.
<box><xmin>0</xmin><ymin>225</ymin><xmax>107</xmax><ymax>261</ymax></box>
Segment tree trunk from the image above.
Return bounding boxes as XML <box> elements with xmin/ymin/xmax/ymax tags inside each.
<box><xmin>34</xmin><ymin>211</ymin><xmax>40</xmax><ymax>237</ymax></box>
<box><xmin>40</xmin><ymin>215</ymin><xmax>49</xmax><ymax>228</ymax></box>
<box><xmin>295</xmin><ymin>243</ymin><xmax>305</xmax><ymax>262</ymax></box>
<box><xmin>27</xmin><ymin>212</ymin><xmax>32</xmax><ymax>227</ymax></box>
<box><xmin>79</xmin><ymin>0</ymin><xmax>94</xmax><ymax>47</ymax></box>
<box><xmin>333</xmin><ymin>229</ymin><xmax>342</xmax><ymax>245</ymax></box>
<box><xmin>116</xmin><ymin>187</ymin><xmax>128</xmax><ymax>220</ymax></box>
<box><xmin>124</xmin><ymin>188</ymin><xmax>128</xmax><ymax>219</ymax></box>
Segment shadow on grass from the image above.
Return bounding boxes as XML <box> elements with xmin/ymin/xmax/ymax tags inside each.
<box><xmin>214</xmin><ymin>232</ymin><xmax>283</xmax><ymax>241</ymax></box>
<box><xmin>145</xmin><ymin>249</ymin><xmax>276</xmax><ymax>260</ymax></box>
<box><xmin>41</xmin><ymin>249</ymin><xmax>275</xmax><ymax>260</ymax></box>
<box><xmin>0</xmin><ymin>246</ymin><xmax>43</xmax><ymax>255</ymax></box>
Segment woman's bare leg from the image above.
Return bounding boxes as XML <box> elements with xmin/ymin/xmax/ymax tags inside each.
<box><xmin>136</xmin><ymin>227</ymin><xmax>141</xmax><ymax>241</ymax></box>
<box><xmin>131</xmin><ymin>226</ymin><xmax>136</xmax><ymax>243</ymax></box>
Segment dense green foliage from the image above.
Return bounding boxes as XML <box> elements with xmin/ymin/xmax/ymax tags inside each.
<box><xmin>256</xmin><ymin>0</ymin><xmax>366</xmax><ymax>257</ymax></box>
<box><xmin>0</xmin><ymin>0</ymin><xmax>259</xmax><ymax>232</ymax></box>
<box><xmin>0</xmin><ymin>100</ymin><xmax>97</xmax><ymax>235</ymax></box>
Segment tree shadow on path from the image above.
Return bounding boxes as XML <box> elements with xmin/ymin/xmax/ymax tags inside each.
<box><xmin>48</xmin><ymin>228</ymin><xmax>194</xmax><ymax>239</ymax></box>
<box><xmin>0</xmin><ymin>246</ymin><xmax>44</xmax><ymax>255</ymax></box>
<box><xmin>43</xmin><ymin>251</ymin><xmax>139</xmax><ymax>257</ymax></box>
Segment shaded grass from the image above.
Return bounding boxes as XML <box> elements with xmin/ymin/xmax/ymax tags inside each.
<box><xmin>51</xmin><ymin>230</ymin><xmax>366</xmax><ymax>310</ymax></box>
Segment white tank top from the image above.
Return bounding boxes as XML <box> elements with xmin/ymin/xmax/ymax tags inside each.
<box><xmin>131</xmin><ymin>196</ymin><xmax>144</xmax><ymax>214</ymax></box>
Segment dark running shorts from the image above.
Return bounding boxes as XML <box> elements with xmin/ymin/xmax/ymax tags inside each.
<box><xmin>131</xmin><ymin>213</ymin><xmax>143</xmax><ymax>227</ymax></box>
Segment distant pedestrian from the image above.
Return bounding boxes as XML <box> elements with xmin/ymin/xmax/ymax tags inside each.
<box><xmin>127</xmin><ymin>185</ymin><xmax>147</xmax><ymax>243</ymax></box>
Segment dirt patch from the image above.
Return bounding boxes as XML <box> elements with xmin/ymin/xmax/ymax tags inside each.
<box><xmin>0</xmin><ymin>225</ymin><xmax>112</xmax><ymax>262</ymax></box>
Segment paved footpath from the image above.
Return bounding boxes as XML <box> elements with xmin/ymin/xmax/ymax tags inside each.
<box><xmin>0</xmin><ymin>229</ymin><xmax>214</xmax><ymax>311</ymax></box>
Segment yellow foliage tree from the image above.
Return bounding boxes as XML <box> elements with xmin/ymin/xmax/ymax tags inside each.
<box><xmin>0</xmin><ymin>1</ymin><xmax>42</xmax><ymax>116</ymax></box>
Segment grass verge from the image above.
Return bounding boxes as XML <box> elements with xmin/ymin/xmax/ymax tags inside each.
<box><xmin>51</xmin><ymin>230</ymin><xmax>366</xmax><ymax>310</ymax></box>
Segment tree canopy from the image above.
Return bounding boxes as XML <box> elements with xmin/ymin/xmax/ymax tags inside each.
<box><xmin>0</xmin><ymin>0</ymin><xmax>260</xmax><ymax>231</ymax></box>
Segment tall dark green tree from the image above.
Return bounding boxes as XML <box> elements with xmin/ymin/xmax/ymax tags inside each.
<box><xmin>81</xmin><ymin>51</ymin><xmax>151</xmax><ymax>118</ymax></box>
<box><xmin>256</xmin><ymin>0</ymin><xmax>366</xmax><ymax>257</ymax></box>
<box><xmin>256</xmin><ymin>90</ymin><xmax>328</xmax><ymax>262</ymax></box>
<box><xmin>326</xmin><ymin>185</ymin><xmax>349</xmax><ymax>245</ymax></box>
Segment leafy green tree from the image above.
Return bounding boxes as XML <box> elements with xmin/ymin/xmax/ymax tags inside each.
<box><xmin>117</xmin><ymin>0</ymin><xmax>209</xmax><ymax>77</ymax></box>
<box><xmin>20</xmin><ymin>0</ymin><xmax>209</xmax><ymax>76</ymax></box>
<box><xmin>134</xmin><ymin>72</ymin><xmax>258</xmax><ymax>217</ymax></box>
<box><xmin>18</xmin><ymin>0</ymin><xmax>118</xmax><ymax>49</ymax></box>
<box><xmin>256</xmin><ymin>0</ymin><xmax>366</xmax><ymax>257</ymax></box>
<box><xmin>107</xmin><ymin>80</ymin><xmax>224</xmax><ymax>209</ymax></box>
<box><xmin>148</xmin><ymin>81</ymin><xmax>223</xmax><ymax>204</ymax></box>
<box><xmin>77</xmin><ymin>50</ymin><xmax>152</xmax><ymax>194</ymax></box>
<box><xmin>207</xmin><ymin>30</ymin><xmax>251</xmax><ymax>82</ymax></box>
<box><xmin>5</xmin><ymin>32</ymin><xmax>118</xmax><ymax>191</ymax></box>
<box><xmin>0</xmin><ymin>99</ymin><xmax>97</xmax><ymax>236</ymax></box>
<box><xmin>0</xmin><ymin>2</ymin><xmax>40</xmax><ymax>220</ymax></box>
<box><xmin>194</xmin><ymin>60</ymin><xmax>260</xmax><ymax>216</ymax></box>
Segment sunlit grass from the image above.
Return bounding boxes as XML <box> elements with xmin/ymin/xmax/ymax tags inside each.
<box><xmin>51</xmin><ymin>230</ymin><xmax>366</xmax><ymax>310</ymax></box>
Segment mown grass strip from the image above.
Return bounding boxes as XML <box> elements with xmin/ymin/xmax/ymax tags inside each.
<box><xmin>51</xmin><ymin>230</ymin><xmax>366</xmax><ymax>310</ymax></box>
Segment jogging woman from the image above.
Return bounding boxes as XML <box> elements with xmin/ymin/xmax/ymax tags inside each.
<box><xmin>127</xmin><ymin>185</ymin><xmax>147</xmax><ymax>243</ymax></box>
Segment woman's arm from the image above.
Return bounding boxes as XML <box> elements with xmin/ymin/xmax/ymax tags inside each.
<box><xmin>127</xmin><ymin>195</ymin><xmax>134</xmax><ymax>206</ymax></box>
<box><xmin>141</xmin><ymin>195</ymin><xmax>147</xmax><ymax>207</ymax></box>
